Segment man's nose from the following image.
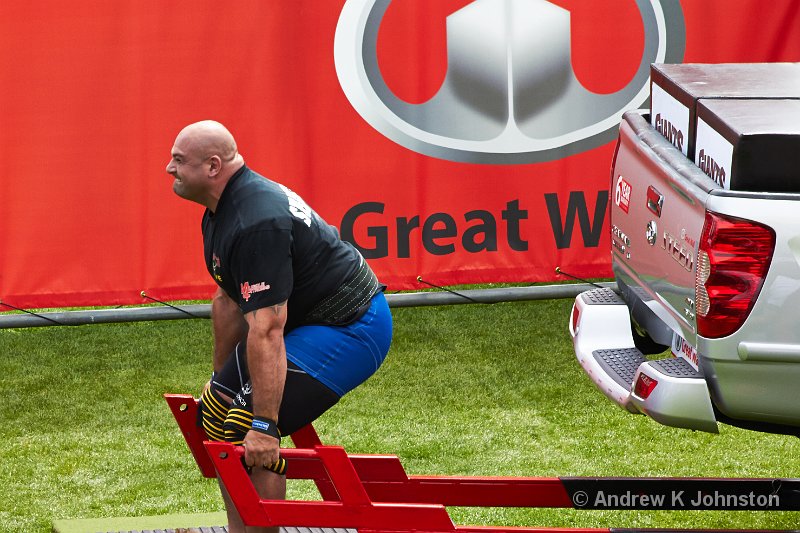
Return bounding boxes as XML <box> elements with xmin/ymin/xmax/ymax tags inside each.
<box><xmin>166</xmin><ymin>160</ymin><xmax>175</xmax><ymax>174</ymax></box>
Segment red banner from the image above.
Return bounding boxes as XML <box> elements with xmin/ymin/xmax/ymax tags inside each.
<box><xmin>1</xmin><ymin>1</ymin><xmax>798</xmax><ymax>308</ymax></box>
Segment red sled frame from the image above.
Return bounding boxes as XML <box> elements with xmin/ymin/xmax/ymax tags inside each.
<box><xmin>165</xmin><ymin>394</ymin><xmax>799</xmax><ymax>532</ymax></box>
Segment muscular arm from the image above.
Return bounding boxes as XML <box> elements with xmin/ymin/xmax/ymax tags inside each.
<box><xmin>244</xmin><ymin>301</ymin><xmax>288</xmax><ymax>422</ymax></box>
<box><xmin>211</xmin><ymin>286</ymin><xmax>248</xmax><ymax>372</ymax></box>
<box><xmin>241</xmin><ymin>300</ymin><xmax>288</xmax><ymax>469</ymax></box>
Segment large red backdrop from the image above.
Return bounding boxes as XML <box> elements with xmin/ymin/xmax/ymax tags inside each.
<box><xmin>1</xmin><ymin>1</ymin><xmax>798</xmax><ymax>308</ymax></box>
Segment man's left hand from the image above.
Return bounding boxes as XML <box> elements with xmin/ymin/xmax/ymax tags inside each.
<box><xmin>242</xmin><ymin>429</ymin><xmax>281</xmax><ymax>470</ymax></box>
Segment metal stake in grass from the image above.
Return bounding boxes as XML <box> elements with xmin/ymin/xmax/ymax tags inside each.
<box><xmin>140</xmin><ymin>291</ymin><xmax>204</xmax><ymax>319</ymax></box>
<box><xmin>554</xmin><ymin>267</ymin><xmax>607</xmax><ymax>290</ymax></box>
<box><xmin>416</xmin><ymin>276</ymin><xmax>486</xmax><ymax>304</ymax></box>
<box><xmin>0</xmin><ymin>300</ymin><xmax>65</xmax><ymax>326</ymax></box>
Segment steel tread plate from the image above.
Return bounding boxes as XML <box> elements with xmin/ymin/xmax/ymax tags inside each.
<box><xmin>649</xmin><ymin>357</ymin><xmax>703</xmax><ymax>378</ymax></box>
<box><xmin>593</xmin><ymin>347</ymin><xmax>646</xmax><ymax>389</ymax></box>
<box><xmin>581</xmin><ymin>287</ymin><xmax>623</xmax><ymax>305</ymax></box>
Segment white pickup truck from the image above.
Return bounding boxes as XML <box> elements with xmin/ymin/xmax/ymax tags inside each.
<box><xmin>569</xmin><ymin>63</ymin><xmax>800</xmax><ymax>435</ymax></box>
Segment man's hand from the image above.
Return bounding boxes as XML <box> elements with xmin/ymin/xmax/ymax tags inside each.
<box><xmin>243</xmin><ymin>429</ymin><xmax>281</xmax><ymax>469</ymax></box>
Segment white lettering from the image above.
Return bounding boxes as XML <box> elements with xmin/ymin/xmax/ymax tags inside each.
<box><xmin>594</xmin><ymin>491</ymin><xmax>666</xmax><ymax>507</ymax></box>
<box><xmin>689</xmin><ymin>491</ymin><xmax>779</xmax><ymax>508</ymax></box>
<box><xmin>280</xmin><ymin>184</ymin><xmax>314</xmax><ymax>227</ymax></box>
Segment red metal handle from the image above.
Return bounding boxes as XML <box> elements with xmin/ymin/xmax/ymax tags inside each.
<box><xmin>205</xmin><ymin>440</ymin><xmax>457</xmax><ymax>530</ymax></box>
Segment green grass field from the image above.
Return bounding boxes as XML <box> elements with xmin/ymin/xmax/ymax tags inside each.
<box><xmin>1</xmin><ymin>297</ymin><xmax>798</xmax><ymax>531</ymax></box>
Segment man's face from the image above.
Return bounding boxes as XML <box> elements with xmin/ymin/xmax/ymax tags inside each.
<box><xmin>166</xmin><ymin>137</ymin><xmax>210</xmax><ymax>203</ymax></box>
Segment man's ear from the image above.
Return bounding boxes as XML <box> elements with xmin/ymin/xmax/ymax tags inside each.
<box><xmin>208</xmin><ymin>155</ymin><xmax>222</xmax><ymax>177</ymax></box>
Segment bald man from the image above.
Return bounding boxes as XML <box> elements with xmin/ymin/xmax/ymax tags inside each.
<box><xmin>167</xmin><ymin>121</ymin><xmax>392</xmax><ymax>533</ymax></box>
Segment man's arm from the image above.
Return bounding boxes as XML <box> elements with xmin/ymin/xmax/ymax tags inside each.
<box><xmin>241</xmin><ymin>300</ymin><xmax>288</xmax><ymax>469</ymax></box>
<box><xmin>211</xmin><ymin>286</ymin><xmax>248</xmax><ymax>373</ymax></box>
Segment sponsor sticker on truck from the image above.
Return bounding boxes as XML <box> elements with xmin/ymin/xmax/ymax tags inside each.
<box><xmin>615</xmin><ymin>175</ymin><xmax>632</xmax><ymax>213</ymax></box>
<box><xmin>672</xmin><ymin>332</ymin><xmax>699</xmax><ymax>370</ymax></box>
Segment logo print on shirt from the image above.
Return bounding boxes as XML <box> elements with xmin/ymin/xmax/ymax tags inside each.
<box><xmin>240</xmin><ymin>281</ymin><xmax>271</xmax><ymax>302</ymax></box>
<box><xmin>211</xmin><ymin>253</ymin><xmax>223</xmax><ymax>282</ymax></box>
<box><xmin>279</xmin><ymin>184</ymin><xmax>313</xmax><ymax>227</ymax></box>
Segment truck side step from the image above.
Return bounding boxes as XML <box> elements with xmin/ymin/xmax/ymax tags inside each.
<box><xmin>649</xmin><ymin>357</ymin><xmax>702</xmax><ymax>379</ymax></box>
<box><xmin>569</xmin><ymin>288</ymin><xmax>644</xmax><ymax>413</ymax></box>
<box><xmin>594</xmin><ymin>348</ymin><xmax>646</xmax><ymax>391</ymax></box>
<box><xmin>571</xmin><ymin>288</ymin><xmax>718</xmax><ymax>433</ymax></box>
<box><xmin>631</xmin><ymin>356</ymin><xmax>718</xmax><ymax>434</ymax></box>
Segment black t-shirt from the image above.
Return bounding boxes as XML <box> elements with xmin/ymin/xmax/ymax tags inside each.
<box><xmin>202</xmin><ymin>166</ymin><xmax>367</xmax><ymax>332</ymax></box>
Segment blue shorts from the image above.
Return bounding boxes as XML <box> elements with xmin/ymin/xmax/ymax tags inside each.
<box><xmin>205</xmin><ymin>291</ymin><xmax>392</xmax><ymax>439</ymax></box>
<box><xmin>286</xmin><ymin>291</ymin><xmax>392</xmax><ymax>397</ymax></box>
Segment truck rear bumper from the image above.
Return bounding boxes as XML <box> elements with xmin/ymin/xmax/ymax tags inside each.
<box><xmin>570</xmin><ymin>288</ymin><xmax>718</xmax><ymax>433</ymax></box>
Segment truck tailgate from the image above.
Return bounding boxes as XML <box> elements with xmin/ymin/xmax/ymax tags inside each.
<box><xmin>611</xmin><ymin>112</ymin><xmax>719</xmax><ymax>346</ymax></box>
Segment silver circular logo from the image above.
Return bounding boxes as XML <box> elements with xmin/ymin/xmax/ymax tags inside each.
<box><xmin>646</xmin><ymin>220</ymin><xmax>658</xmax><ymax>245</ymax></box>
<box><xmin>334</xmin><ymin>0</ymin><xmax>686</xmax><ymax>164</ymax></box>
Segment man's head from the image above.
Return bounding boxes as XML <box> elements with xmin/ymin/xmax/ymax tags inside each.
<box><xmin>166</xmin><ymin>120</ymin><xmax>245</xmax><ymax>210</ymax></box>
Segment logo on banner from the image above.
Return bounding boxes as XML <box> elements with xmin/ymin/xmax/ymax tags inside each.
<box><xmin>335</xmin><ymin>0</ymin><xmax>685</xmax><ymax>164</ymax></box>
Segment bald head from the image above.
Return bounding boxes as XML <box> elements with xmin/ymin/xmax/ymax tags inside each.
<box><xmin>176</xmin><ymin>120</ymin><xmax>239</xmax><ymax>163</ymax></box>
<box><xmin>167</xmin><ymin>120</ymin><xmax>245</xmax><ymax>210</ymax></box>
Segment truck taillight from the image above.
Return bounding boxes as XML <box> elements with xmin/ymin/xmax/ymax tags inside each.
<box><xmin>570</xmin><ymin>303</ymin><xmax>580</xmax><ymax>335</ymax></box>
<box><xmin>633</xmin><ymin>372</ymin><xmax>658</xmax><ymax>399</ymax></box>
<box><xmin>695</xmin><ymin>212</ymin><xmax>775</xmax><ymax>339</ymax></box>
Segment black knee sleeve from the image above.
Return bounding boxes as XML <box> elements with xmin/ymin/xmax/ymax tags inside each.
<box><xmin>241</xmin><ymin>455</ymin><xmax>288</xmax><ymax>476</ymax></box>
<box><xmin>199</xmin><ymin>387</ymin><xmax>230</xmax><ymax>442</ymax></box>
<box><xmin>264</xmin><ymin>457</ymin><xmax>288</xmax><ymax>475</ymax></box>
<box><xmin>223</xmin><ymin>406</ymin><xmax>253</xmax><ymax>445</ymax></box>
